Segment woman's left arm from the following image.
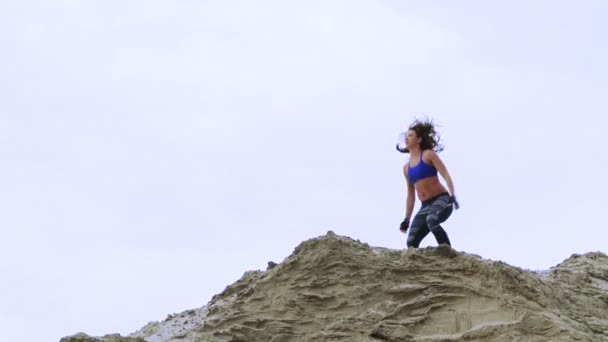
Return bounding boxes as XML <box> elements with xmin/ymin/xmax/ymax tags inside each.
<box><xmin>428</xmin><ymin>150</ymin><xmax>455</xmax><ymax>198</ymax></box>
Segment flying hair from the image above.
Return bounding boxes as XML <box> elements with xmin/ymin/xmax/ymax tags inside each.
<box><xmin>396</xmin><ymin>118</ymin><xmax>444</xmax><ymax>153</ymax></box>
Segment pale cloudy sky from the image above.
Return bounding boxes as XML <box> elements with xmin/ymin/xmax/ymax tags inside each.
<box><xmin>1</xmin><ymin>1</ymin><xmax>607</xmax><ymax>341</ymax></box>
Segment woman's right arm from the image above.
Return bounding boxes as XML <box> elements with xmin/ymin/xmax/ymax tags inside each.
<box><xmin>403</xmin><ymin>165</ymin><xmax>415</xmax><ymax>219</ymax></box>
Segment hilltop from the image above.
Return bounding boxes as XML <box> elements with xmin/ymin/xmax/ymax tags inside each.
<box><xmin>61</xmin><ymin>231</ymin><xmax>608</xmax><ymax>342</ymax></box>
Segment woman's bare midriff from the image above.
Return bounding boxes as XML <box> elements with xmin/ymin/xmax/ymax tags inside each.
<box><xmin>415</xmin><ymin>176</ymin><xmax>448</xmax><ymax>202</ymax></box>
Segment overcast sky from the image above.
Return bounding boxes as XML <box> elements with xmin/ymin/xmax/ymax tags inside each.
<box><xmin>1</xmin><ymin>1</ymin><xmax>607</xmax><ymax>341</ymax></box>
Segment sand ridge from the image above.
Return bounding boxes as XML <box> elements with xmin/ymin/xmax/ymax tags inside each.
<box><xmin>61</xmin><ymin>231</ymin><xmax>608</xmax><ymax>342</ymax></box>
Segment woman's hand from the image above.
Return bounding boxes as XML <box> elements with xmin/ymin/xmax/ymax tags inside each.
<box><xmin>449</xmin><ymin>195</ymin><xmax>460</xmax><ymax>210</ymax></box>
<box><xmin>399</xmin><ymin>217</ymin><xmax>410</xmax><ymax>233</ymax></box>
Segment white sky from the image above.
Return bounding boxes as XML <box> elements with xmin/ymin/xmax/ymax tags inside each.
<box><xmin>1</xmin><ymin>1</ymin><xmax>607</xmax><ymax>341</ymax></box>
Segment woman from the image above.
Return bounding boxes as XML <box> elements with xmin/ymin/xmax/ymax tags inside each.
<box><xmin>396</xmin><ymin>119</ymin><xmax>459</xmax><ymax>248</ymax></box>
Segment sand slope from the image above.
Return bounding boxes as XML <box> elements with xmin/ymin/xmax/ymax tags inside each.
<box><xmin>61</xmin><ymin>232</ymin><xmax>608</xmax><ymax>342</ymax></box>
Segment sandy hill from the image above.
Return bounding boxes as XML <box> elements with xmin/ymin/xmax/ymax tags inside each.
<box><xmin>61</xmin><ymin>231</ymin><xmax>608</xmax><ymax>342</ymax></box>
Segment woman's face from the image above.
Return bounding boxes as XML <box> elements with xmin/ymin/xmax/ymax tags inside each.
<box><xmin>405</xmin><ymin>130</ymin><xmax>420</xmax><ymax>148</ymax></box>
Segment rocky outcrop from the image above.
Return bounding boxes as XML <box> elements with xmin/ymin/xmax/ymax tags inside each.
<box><xmin>62</xmin><ymin>231</ymin><xmax>608</xmax><ymax>342</ymax></box>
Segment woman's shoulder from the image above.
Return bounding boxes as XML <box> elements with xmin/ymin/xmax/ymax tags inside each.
<box><xmin>422</xmin><ymin>148</ymin><xmax>438</xmax><ymax>158</ymax></box>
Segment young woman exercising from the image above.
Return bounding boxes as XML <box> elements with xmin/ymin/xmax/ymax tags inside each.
<box><xmin>396</xmin><ymin>119</ymin><xmax>459</xmax><ymax>248</ymax></box>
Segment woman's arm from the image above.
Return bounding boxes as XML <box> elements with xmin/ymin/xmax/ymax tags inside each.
<box><xmin>428</xmin><ymin>150</ymin><xmax>457</xmax><ymax>200</ymax></box>
<box><xmin>403</xmin><ymin>165</ymin><xmax>415</xmax><ymax>219</ymax></box>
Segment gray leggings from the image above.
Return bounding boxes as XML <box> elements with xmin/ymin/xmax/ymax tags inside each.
<box><xmin>407</xmin><ymin>193</ymin><xmax>453</xmax><ymax>248</ymax></box>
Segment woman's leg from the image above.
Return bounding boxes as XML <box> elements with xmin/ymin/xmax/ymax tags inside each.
<box><xmin>426</xmin><ymin>195</ymin><xmax>453</xmax><ymax>246</ymax></box>
<box><xmin>407</xmin><ymin>207</ymin><xmax>430</xmax><ymax>248</ymax></box>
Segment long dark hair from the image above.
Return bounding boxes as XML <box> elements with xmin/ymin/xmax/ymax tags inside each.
<box><xmin>396</xmin><ymin>119</ymin><xmax>444</xmax><ymax>153</ymax></box>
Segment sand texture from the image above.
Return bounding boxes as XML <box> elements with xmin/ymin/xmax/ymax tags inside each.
<box><xmin>62</xmin><ymin>232</ymin><xmax>608</xmax><ymax>342</ymax></box>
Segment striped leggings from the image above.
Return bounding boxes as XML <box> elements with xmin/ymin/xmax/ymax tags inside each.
<box><xmin>407</xmin><ymin>192</ymin><xmax>453</xmax><ymax>248</ymax></box>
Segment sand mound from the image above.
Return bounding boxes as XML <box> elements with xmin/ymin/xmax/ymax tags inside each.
<box><xmin>61</xmin><ymin>231</ymin><xmax>608</xmax><ymax>342</ymax></box>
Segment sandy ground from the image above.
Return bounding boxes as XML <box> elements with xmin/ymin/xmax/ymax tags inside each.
<box><xmin>61</xmin><ymin>231</ymin><xmax>608</xmax><ymax>342</ymax></box>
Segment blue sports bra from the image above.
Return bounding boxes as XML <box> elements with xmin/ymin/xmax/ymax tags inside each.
<box><xmin>408</xmin><ymin>151</ymin><xmax>437</xmax><ymax>184</ymax></box>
